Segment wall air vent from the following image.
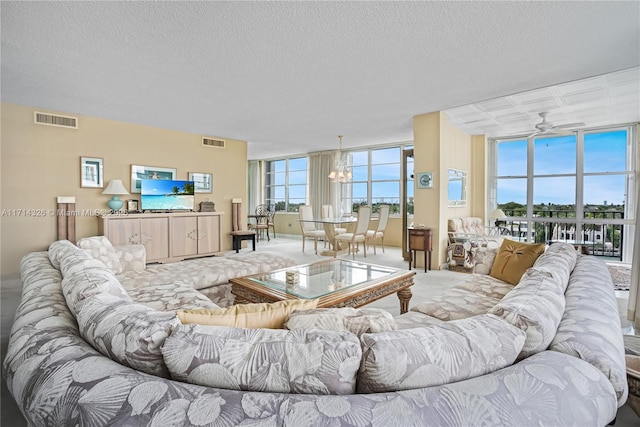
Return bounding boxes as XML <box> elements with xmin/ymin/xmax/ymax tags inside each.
<box><xmin>34</xmin><ymin>111</ymin><xmax>78</xmax><ymax>129</ymax></box>
<box><xmin>202</xmin><ymin>137</ymin><xmax>226</xmax><ymax>148</ymax></box>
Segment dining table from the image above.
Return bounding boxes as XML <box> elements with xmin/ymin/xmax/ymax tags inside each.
<box><xmin>298</xmin><ymin>215</ymin><xmax>377</xmax><ymax>257</ymax></box>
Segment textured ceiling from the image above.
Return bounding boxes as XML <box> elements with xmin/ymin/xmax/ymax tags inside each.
<box><xmin>2</xmin><ymin>1</ymin><xmax>639</xmax><ymax>159</ymax></box>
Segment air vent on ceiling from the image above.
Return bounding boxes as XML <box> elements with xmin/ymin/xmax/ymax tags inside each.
<box><xmin>202</xmin><ymin>137</ymin><xmax>226</xmax><ymax>148</ymax></box>
<box><xmin>34</xmin><ymin>111</ymin><xmax>78</xmax><ymax>129</ymax></box>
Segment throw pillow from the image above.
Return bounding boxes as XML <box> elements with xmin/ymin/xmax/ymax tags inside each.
<box><xmin>77</xmin><ymin>236</ymin><xmax>123</xmax><ymax>274</ymax></box>
<box><xmin>489</xmin><ymin>240</ymin><xmax>545</xmax><ymax>285</ymax></box>
<box><xmin>176</xmin><ymin>299</ymin><xmax>318</xmax><ymax>329</ymax></box>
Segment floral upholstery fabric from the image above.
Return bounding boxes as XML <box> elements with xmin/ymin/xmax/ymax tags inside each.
<box><xmin>550</xmin><ymin>255</ymin><xmax>628</xmax><ymax>406</ymax></box>
<box><xmin>47</xmin><ymin>239</ymin><xmax>76</xmax><ymax>269</ymax></box>
<box><xmin>77</xmin><ymin>235</ymin><xmax>124</xmax><ymax>274</ymax></box>
<box><xmin>411</xmin><ymin>287</ymin><xmax>501</xmax><ymax>321</ymax></box>
<box><xmin>533</xmin><ymin>241</ymin><xmax>578</xmax><ymax>291</ymax></box>
<box><xmin>357</xmin><ymin>314</ymin><xmax>525</xmax><ymax>393</ymax></box>
<box><xmin>393</xmin><ymin>311</ymin><xmax>444</xmax><ymax>329</ymax></box>
<box><xmin>453</xmin><ymin>273</ymin><xmax>513</xmax><ymax>299</ymax></box>
<box><xmin>114</xmin><ymin>244</ymin><xmax>146</xmax><ymax>272</ymax></box>
<box><xmin>472</xmin><ymin>247</ymin><xmax>497</xmax><ymax>274</ymax></box>
<box><xmin>57</xmin><ymin>243</ymin><xmax>131</xmax><ymax>316</ymax></box>
<box><xmin>116</xmin><ymin>251</ymin><xmax>297</xmax><ymax>307</ymax></box>
<box><xmin>2</xmin><ymin>250</ymin><xmax>623</xmax><ymax>426</ymax></box>
<box><xmin>489</xmin><ymin>267</ymin><xmax>566</xmax><ymax>359</ymax></box>
<box><xmin>285</xmin><ymin>307</ymin><xmax>397</xmax><ymax>336</ymax></box>
<box><xmin>126</xmin><ymin>282</ymin><xmax>220</xmax><ymax>311</ymax></box>
<box><xmin>162</xmin><ymin>324</ymin><xmax>361</xmax><ymax>395</ymax></box>
<box><xmin>75</xmin><ymin>292</ymin><xmax>179</xmax><ymax>378</ymax></box>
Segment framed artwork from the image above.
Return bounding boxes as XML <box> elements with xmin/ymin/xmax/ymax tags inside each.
<box><xmin>188</xmin><ymin>172</ymin><xmax>213</xmax><ymax>193</ymax></box>
<box><xmin>80</xmin><ymin>157</ymin><xmax>104</xmax><ymax>188</ymax></box>
<box><xmin>130</xmin><ymin>165</ymin><xmax>177</xmax><ymax>193</ymax></box>
<box><xmin>127</xmin><ymin>199</ymin><xmax>139</xmax><ymax>212</ymax></box>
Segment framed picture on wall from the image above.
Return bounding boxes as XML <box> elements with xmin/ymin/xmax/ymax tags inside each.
<box><xmin>80</xmin><ymin>157</ymin><xmax>104</xmax><ymax>188</ymax></box>
<box><xmin>188</xmin><ymin>172</ymin><xmax>213</xmax><ymax>193</ymax></box>
<box><xmin>127</xmin><ymin>199</ymin><xmax>139</xmax><ymax>212</ymax></box>
<box><xmin>130</xmin><ymin>165</ymin><xmax>177</xmax><ymax>193</ymax></box>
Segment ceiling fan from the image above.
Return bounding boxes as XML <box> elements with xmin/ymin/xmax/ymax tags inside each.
<box><xmin>526</xmin><ymin>112</ymin><xmax>585</xmax><ymax>138</ymax></box>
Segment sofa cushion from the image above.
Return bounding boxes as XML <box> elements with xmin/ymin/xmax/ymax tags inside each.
<box><xmin>490</xmin><ymin>240</ymin><xmax>545</xmax><ymax>285</ymax></box>
<box><xmin>411</xmin><ymin>287</ymin><xmax>501</xmax><ymax>321</ymax></box>
<box><xmin>48</xmin><ymin>239</ymin><xmax>77</xmax><ymax>269</ymax></box>
<box><xmin>285</xmin><ymin>307</ymin><xmax>397</xmax><ymax>336</ymax></box>
<box><xmin>75</xmin><ymin>292</ymin><xmax>179</xmax><ymax>378</ymax></box>
<box><xmin>114</xmin><ymin>244</ymin><xmax>146</xmax><ymax>272</ymax></box>
<box><xmin>116</xmin><ymin>251</ymin><xmax>297</xmax><ymax>290</ymax></box>
<box><xmin>126</xmin><ymin>282</ymin><xmax>220</xmax><ymax>311</ymax></box>
<box><xmin>550</xmin><ymin>255</ymin><xmax>628</xmax><ymax>405</ymax></box>
<box><xmin>57</xmin><ymin>243</ymin><xmax>131</xmax><ymax>315</ymax></box>
<box><xmin>162</xmin><ymin>324</ymin><xmax>361</xmax><ymax>394</ymax></box>
<box><xmin>77</xmin><ymin>236</ymin><xmax>124</xmax><ymax>274</ymax></box>
<box><xmin>176</xmin><ymin>299</ymin><xmax>318</xmax><ymax>329</ymax></box>
<box><xmin>533</xmin><ymin>242</ymin><xmax>578</xmax><ymax>291</ymax></box>
<box><xmin>489</xmin><ymin>267</ymin><xmax>566</xmax><ymax>359</ymax></box>
<box><xmin>357</xmin><ymin>314</ymin><xmax>525</xmax><ymax>393</ymax></box>
<box><xmin>472</xmin><ymin>247</ymin><xmax>497</xmax><ymax>275</ymax></box>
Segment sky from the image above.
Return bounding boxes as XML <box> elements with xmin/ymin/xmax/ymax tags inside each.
<box><xmin>497</xmin><ymin>130</ymin><xmax>628</xmax><ymax>206</ymax></box>
<box><xmin>141</xmin><ymin>179</ymin><xmax>194</xmax><ymax>195</ymax></box>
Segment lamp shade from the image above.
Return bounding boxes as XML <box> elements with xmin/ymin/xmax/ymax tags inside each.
<box><xmin>102</xmin><ymin>179</ymin><xmax>129</xmax><ymax>211</ymax></box>
<box><xmin>102</xmin><ymin>179</ymin><xmax>129</xmax><ymax>195</ymax></box>
<box><xmin>491</xmin><ymin>208</ymin><xmax>507</xmax><ymax>219</ymax></box>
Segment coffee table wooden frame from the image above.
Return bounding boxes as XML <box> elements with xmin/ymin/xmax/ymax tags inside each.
<box><xmin>230</xmin><ymin>259</ymin><xmax>415</xmax><ymax>314</ymax></box>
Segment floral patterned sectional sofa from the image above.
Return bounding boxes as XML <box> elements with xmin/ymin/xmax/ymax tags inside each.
<box><xmin>3</xmin><ymin>239</ymin><xmax>628</xmax><ymax>426</ymax></box>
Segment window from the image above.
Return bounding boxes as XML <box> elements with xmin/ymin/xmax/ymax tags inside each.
<box><xmin>492</xmin><ymin>126</ymin><xmax>636</xmax><ymax>261</ymax></box>
<box><xmin>265</xmin><ymin>157</ymin><xmax>308</xmax><ymax>212</ymax></box>
<box><xmin>341</xmin><ymin>146</ymin><xmax>404</xmax><ymax>214</ymax></box>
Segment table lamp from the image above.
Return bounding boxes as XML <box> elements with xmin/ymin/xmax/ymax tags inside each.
<box><xmin>490</xmin><ymin>208</ymin><xmax>507</xmax><ymax>226</ymax></box>
<box><xmin>102</xmin><ymin>179</ymin><xmax>129</xmax><ymax>210</ymax></box>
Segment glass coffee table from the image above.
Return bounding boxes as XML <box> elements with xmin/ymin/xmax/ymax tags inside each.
<box><xmin>230</xmin><ymin>259</ymin><xmax>415</xmax><ymax>314</ymax></box>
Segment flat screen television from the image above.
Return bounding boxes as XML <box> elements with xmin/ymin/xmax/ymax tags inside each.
<box><xmin>140</xmin><ymin>179</ymin><xmax>195</xmax><ymax>211</ymax></box>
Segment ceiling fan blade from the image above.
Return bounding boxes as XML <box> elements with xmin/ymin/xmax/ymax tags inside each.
<box><xmin>526</xmin><ymin>131</ymin><xmax>540</xmax><ymax>138</ymax></box>
<box><xmin>552</xmin><ymin>122</ymin><xmax>586</xmax><ymax>130</ymax></box>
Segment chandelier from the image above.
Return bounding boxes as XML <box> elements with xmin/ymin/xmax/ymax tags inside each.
<box><xmin>328</xmin><ymin>135</ymin><xmax>352</xmax><ymax>183</ymax></box>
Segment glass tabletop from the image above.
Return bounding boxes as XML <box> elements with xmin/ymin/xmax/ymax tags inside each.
<box><xmin>248</xmin><ymin>259</ymin><xmax>399</xmax><ymax>299</ymax></box>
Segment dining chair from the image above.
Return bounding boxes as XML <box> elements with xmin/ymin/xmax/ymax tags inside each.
<box><xmin>249</xmin><ymin>204</ymin><xmax>270</xmax><ymax>241</ymax></box>
<box><xmin>321</xmin><ymin>204</ymin><xmax>347</xmax><ymax>235</ymax></box>
<box><xmin>229</xmin><ymin>200</ymin><xmax>256</xmax><ymax>253</ymax></box>
<box><xmin>334</xmin><ymin>206</ymin><xmax>371</xmax><ymax>259</ymax></box>
<box><xmin>299</xmin><ymin>205</ymin><xmax>325</xmax><ymax>254</ymax></box>
<box><xmin>265</xmin><ymin>206</ymin><xmax>276</xmax><ymax>240</ymax></box>
<box><xmin>367</xmin><ymin>204</ymin><xmax>390</xmax><ymax>254</ymax></box>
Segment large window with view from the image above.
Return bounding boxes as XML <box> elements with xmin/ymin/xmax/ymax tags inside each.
<box><xmin>492</xmin><ymin>127</ymin><xmax>636</xmax><ymax>261</ymax></box>
<box><xmin>341</xmin><ymin>146</ymin><xmax>403</xmax><ymax>214</ymax></box>
<box><xmin>265</xmin><ymin>157</ymin><xmax>307</xmax><ymax>212</ymax></box>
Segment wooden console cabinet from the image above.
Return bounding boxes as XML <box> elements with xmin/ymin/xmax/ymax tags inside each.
<box><xmin>408</xmin><ymin>227</ymin><xmax>433</xmax><ymax>272</ymax></box>
<box><xmin>99</xmin><ymin>212</ymin><xmax>223</xmax><ymax>263</ymax></box>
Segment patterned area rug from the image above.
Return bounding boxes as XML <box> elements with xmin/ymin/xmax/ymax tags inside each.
<box><xmin>608</xmin><ymin>264</ymin><xmax>631</xmax><ymax>291</ymax></box>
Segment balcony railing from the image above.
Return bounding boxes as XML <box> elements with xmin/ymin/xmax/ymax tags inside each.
<box><xmin>498</xmin><ymin>208</ymin><xmax>624</xmax><ymax>260</ymax></box>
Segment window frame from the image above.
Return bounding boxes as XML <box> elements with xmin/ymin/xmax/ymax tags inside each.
<box><xmin>265</xmin><ymin>156</ymin><xmax>308</xmax><ymax>212</ymax></box>
<box><xmin>489</xmin><ymin>125</ymin><xmax>636</xmax><ymax>261</ymax></box>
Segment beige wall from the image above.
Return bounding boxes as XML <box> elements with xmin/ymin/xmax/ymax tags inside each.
<box><xmin>1</xmin><ymin>103</ymin><xmax>248</xmax><ymax>275</ymax></box>
<box><xmin>413</xmin><ymin>111</ymin><xmax>478</xmax><ymax>268</ymax></box>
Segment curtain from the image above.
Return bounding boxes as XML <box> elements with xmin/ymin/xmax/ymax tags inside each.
<box><xmin>247</xmin><ymin>160</ymin><xmax>263</xmax><ymax>214</ymax></box>
<box><xmin>308</xmin><ymin>151</ymin><xmax>335</xmax><ymax>220</ymax></box>
<box><xmin>628</xmin><ymin>177</ymin><xmax>640</xmax><ymax>330</ymax></box>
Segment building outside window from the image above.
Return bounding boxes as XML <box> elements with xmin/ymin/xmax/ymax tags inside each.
<box><xmin>491</xmin><ymin>126</ymin><xmax>636</xmax><ymax>261</ymax></box>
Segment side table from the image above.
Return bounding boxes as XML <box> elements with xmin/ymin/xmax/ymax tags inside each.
<box><xmin>408</xmin><ymin>227</ymin><xmax>432</xmax><ymax>272</ymax></box>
